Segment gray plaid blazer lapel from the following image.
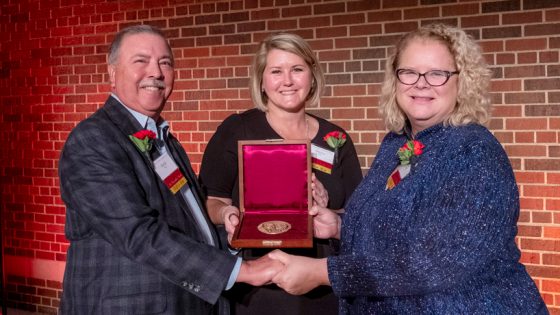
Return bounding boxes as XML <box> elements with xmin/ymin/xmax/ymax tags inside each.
<box><xmin>101</xmin><ymin>96</ymin><xmax>154</xmax><ymax>166</ymax></box>
<box><xmin>101</xmin><ymin>97</ymin><xmax>221</xmax><ymax>248</ymax></box>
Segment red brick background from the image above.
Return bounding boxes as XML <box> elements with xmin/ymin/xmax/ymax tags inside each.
<box><xmin>1</xmin><ymin>0</ymin><xmax>559</xmax><ymax>313</ymax></box>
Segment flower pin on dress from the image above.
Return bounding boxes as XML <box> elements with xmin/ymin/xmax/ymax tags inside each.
<box><xmin>386</xmin><ymin>139</ymin><xmax>425</xmax><ymax>190</ymax></box>
<box><xmin>129</xmin><ymin>129</ymin><xmax>156</xmax><ymax>153</ymax></box>
<box><xmin>323</xmin><ymin>131</ymin><xmax>347</xmax><ymax>164</ymax></box>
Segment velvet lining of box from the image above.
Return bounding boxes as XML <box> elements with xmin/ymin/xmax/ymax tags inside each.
<box><xmin>239</xmin><ymin>143</ymin><xmax>309</xmax><ymax>240</ymax></box>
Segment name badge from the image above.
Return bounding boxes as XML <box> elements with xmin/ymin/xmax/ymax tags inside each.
<box><xmin>311</xmin><ymin>143</ymin><xmax>334</xmax><ymax>174</ymax></box>
<box><xmin>153</xmin><ymin>152</ymin><xmax>187</xmax><ymax>194</ymax></box>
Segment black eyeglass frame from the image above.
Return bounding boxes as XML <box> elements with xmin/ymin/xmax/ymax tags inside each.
<box><xmin>395</xmin><ymin>69</ymin><xmax>460</xmax><ymax>87</ymax></box>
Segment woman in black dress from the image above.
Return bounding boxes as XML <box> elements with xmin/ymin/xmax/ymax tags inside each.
<box><xmin>199</xmin><ymin>33</ymin><xmax>362</xmax><ymax>315</ymax></box>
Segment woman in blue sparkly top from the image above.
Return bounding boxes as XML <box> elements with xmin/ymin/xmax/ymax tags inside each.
<box><xmin>268</xmin><ymin>23</ymin><xmax>549</xmax><ymax>314</ymax></box>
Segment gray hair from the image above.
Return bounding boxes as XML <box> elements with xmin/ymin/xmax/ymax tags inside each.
<box><xmin>108</xmin><ymin>25</ymin><xmax>173</xmax><ymax>65</ymax></box>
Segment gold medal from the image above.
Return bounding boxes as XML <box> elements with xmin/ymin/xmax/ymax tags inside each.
<box><xmin>257</xmin><ymin>220</ymin><xmax>291</xmax><ymax>235</ymax></box>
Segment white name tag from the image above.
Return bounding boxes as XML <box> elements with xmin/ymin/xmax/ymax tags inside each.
<box><xmin>154</xmin><ymin>152</ymin><xmax>187</xmax><ymax>194</ymax></box>
<box><xmin>311</xmin><ymin>144</ymin><xmax>335</xmax><ymax>174</ymax></box>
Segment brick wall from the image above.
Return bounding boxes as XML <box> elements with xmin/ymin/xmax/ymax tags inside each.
<box><xmin>1</xmin><ymin>0</ymin><xmax>559</xmax><ymax>313</ymax></box>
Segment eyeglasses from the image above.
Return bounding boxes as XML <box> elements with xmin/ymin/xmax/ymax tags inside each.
<box><xmin>396</xmin><ymin>69</ymin><xmax>459</xmax><ymax>87</ymax></box>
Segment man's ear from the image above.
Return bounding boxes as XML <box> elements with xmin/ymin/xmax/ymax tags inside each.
<box><xmin>108</xmin><ymin>64</ymin><xmax>116</xmax><ymax>88</ymax></box>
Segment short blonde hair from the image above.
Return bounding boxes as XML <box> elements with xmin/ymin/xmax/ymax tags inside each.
<box><xmin>380</xmin><ymin>24</ymin><xmax>492</xmax><ymax>133</ymax></box>
<box><xmin>249</xmin><ymin>33</ymin><xmax>325</xmax><ymax>111</ymax></box>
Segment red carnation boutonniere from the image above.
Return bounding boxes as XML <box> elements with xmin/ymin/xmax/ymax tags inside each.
<box><xmin>386</xmin><ymin>139</ymin><xmax>425</xmax><ymax>190</ymax></box>
<box><xmin>323</xmin><ymin>131</ymin><xmax>347</xmax><ymax>164</ymax></box>
<box><xmin>397</xmin><ymin>139</ymin><xmax>425</xmax><ymax>166</ymax></box>
<box><xmin>129</xmin><ymin>129</ymin><xmax>156</xmax><ymax>153</ymax></box>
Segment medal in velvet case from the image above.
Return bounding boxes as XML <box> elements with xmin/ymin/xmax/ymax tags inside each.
<box><xmin>230</xmin><ymin>139</ymin><xmax>312</xmax><ymax>248</ymax></box>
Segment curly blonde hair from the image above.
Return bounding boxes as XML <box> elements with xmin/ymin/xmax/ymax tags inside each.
<box><xmin>249</xmin><ymin>33</ymin><xmax>325</xmax><ymax>111</ymax></box>
<box><xmin>380</xmin><ymin>24</ymin><xmax>492</xmax><ymax>133</ymax></box>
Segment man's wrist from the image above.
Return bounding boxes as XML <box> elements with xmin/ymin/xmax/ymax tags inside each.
<box><xmin>226</xmin><ymin>257</ymin><xmax>242</xmax><ymax>289</ymax></box>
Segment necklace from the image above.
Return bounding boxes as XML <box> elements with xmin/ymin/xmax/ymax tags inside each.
<box><xmin>304</xmin><ymin>116</ymin><xmax>309</xmax><ymax>140</ymax></box>
<box><xmin>266</xmin><ymin>113</ymin><xmax>310</xmax><ymax>140</ymax></box>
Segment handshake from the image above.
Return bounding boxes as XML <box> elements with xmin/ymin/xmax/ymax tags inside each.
<box><xmin>232</xmin><ymin>202</ymin><xmax>341</xmax><ymax>295</ymax></box>
<box><xmin>220</xmin><ymin>174</ymin><xmax>340</xmax><ymax>295</ymax></box>
<box><xmin>236</xmin><ymin>249</ymin><xmax>329</xmax><ymax>295</ymax></box>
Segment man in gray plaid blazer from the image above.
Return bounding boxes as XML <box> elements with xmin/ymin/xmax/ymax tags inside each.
<box><xmin>58</xmin><ymin>25</ymin><xmax>281</xmax><ymax>314</ymax></box>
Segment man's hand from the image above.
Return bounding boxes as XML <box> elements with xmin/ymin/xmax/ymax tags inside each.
<box><xmin>235</xmin><ymin>255</ymin><xmax>284</xmax><ymax>286</ymax></box>
<box><xmin>268</xmin><ymin>250</ymin><xmax>329</xmax><ymax>295</ymax></box>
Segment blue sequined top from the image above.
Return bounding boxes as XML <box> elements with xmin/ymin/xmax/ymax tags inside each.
<box><xmin>328</xmin><ymin>124</ymin><xmax>548</xmax><ymax>314</ymax></box>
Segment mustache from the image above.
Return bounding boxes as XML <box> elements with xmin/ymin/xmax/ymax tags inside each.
<box><xmin>139</xmin><ymin>79</ymin><xmax>166</xmax><ymax>89</ymax></box>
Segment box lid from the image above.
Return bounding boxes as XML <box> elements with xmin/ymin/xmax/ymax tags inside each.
<box><xmin>239</xmin><ymin>139</ymin><xmax>311</xmax><ymax>214</ymax></box>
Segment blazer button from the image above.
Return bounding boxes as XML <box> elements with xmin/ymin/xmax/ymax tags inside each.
<box><xmin>194</xmin><ymin>285</ymin><xmax>200</xmax><ymax>292</ymax></box>
<box><xmin>181</xmin><ymin>281</ymin><xmax>189</xmax><ymax>287</ymax></box>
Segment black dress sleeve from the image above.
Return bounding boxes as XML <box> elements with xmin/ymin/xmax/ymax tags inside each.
<box><xmin>199</xmin><ymin>114</ymin><xmax>243</xmax><ymax>201</ymax></box>
<box><xmin>335</xmin><ymin>133</ymin><xmax>363</xmax><ymax>206</ymax></box>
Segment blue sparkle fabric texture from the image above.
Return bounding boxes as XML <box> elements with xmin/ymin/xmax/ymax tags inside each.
<box><xmin>328</xmin><ymin>123</ymin><xmax>548</xmax><ymax>314</ymax></box>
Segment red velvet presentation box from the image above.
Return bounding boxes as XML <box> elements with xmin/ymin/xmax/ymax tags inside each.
<box><xmin>230</xmin><ymin>139</ymin><xmax>312</xmax><ymax>248</ymax></box>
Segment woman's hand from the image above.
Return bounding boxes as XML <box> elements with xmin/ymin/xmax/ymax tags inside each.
<box><xmin>206</xmin><ymin>197</ymin><xmax>240</xmax><ymax>243</ymax></box>
<box><xmin>268</xmin><ymin>250</ymin><xmax>330</xmax><ymax>295</ymax></box>
<box><xmin>311</xmin><ymin>173</ymin><xmax>328</xmax><ymax>208</ymax></box>
<box><xmin>309</xmin><ymin>204</ymin><xmax>341</xmax><ymax>239</ymax></box>
<box><xmin>221</xmin><ymin>204</ymin><xmax>240</xmax><ymax>242</ymax></box>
